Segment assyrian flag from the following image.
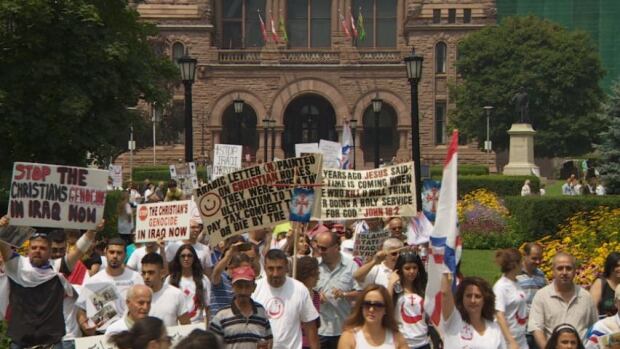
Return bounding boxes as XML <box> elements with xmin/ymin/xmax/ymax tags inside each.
<box><xmin>339</xmin><ymin>9</ymin><xmax>351</xmax><ymax>38</ymax></box>
<box><xmin>258</xmin><ymin>11</ymin><xmax>269</xmax><ymax>43</ymax></box>
<box><xmin>270</xmin><ymin>12</ymin><xmax>280</xmax><ymax>43</ymax></box>
<box><xmin>341</xmin><ymin>120</ymin><xmax>354</xmax><ymax>169</ymax></box>
<box><xmin>424</xmin><ymin>130</ymin><xmax>462</xmax><ymax>326</ymax></box>
<box><xmin>349</xmin><ymin>7</ymin><xmax>358</xmax><ymax>38</ymax></box>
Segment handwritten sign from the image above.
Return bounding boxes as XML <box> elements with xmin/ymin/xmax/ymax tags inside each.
<box><xmin>108</xmin><ymin>165</ymin><xmax>123</xmax><ymax>190</ymax></box>
<box><xmin>295</xmin><ymin>143</ymin><xmax>319</xmax><ymax>157</ymax></box>
<box><xmin>213</xmin><ymin>144</ymin><xmax>242</xmax><ymax>179</ymax></box>
<box><xmin>74</xmin><ymin>323</ymin><xmax>205</xmax><ymax>349</ymax></box>
<box><xmin>8</xmin><ymin>162</ymin><xmax>108</xmax><ymax>229</ymax></box>
<box><xmin>169</xmin><ymin>162</ymin><xmax>198</xmax><ymax>196</ymax></box>
<box><xmin>194</xmin><ymin>155</ymin><xmax>322</xmax><ymax>246</ymax></box>
<box><xmin>314</xmin><ymin>162</ymin><xmax>416</xmax><ymax>220</ymax></box>
<box><xmin>354</xmin><ymin>228</ymin><xmax>389</xmax><ymax>262</ymax></box>
<box><xmin>135</xmin><ymin>200</ymin><xmax>191</xmax><ymax>243</ymax></box>
<box><xmin>318</xmin><ymin>140</ymin><xmax>342</xmax><ymax>169</ymax></box>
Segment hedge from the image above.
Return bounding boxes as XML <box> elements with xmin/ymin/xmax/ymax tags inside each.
<box><xmin>132</xmin><ymin>166</ymin><xmax>209</xmax><ymax>183</ymax></box>
<box><xmin>504</xmin><ymin>195</ymin><xmax>620</xmax><ymax>240</ymax></box>
<box><xmin>457</xmin><ymin>175</ymin><xmax>539</xmax><ymax>197</ymax></box>
<box><xmin>431</xmin><ymin>164</ymin><xmax>489</xmax><ymax>177</ymax></box>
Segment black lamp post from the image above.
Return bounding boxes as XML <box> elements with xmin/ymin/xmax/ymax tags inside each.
<box><xmin>404</xmin><ymin>50</ymin><xmax>424</xmax><ymax>211</ymax></box>
<box><xmin>372</xmin><ymin>95</ymin><xmax>383</xmax><ymax>168</ymax></box>
<box><xmin>233</xmin><ymin>96</ymin><xmax>244</xmax><ymax>143</ymax></box>
<box><xmin>178</xmin><ymin>53</ymin><xmax>198</xmax><ymax>163</ymax></box>
<box><xmin>350</xmin><ymin>118</ymin><xmax>357</xmax><ymax>169</ymax></box>
<box><xmin>263</xmin><ymin>116</ymin><xmax>270</xmax><ymax>162</ymax></box>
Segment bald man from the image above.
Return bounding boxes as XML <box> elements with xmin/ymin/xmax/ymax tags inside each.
<box><xmin>105</xmin><ymin>284</ymin><xmax>152</xmax><ymax>335</ymax></box>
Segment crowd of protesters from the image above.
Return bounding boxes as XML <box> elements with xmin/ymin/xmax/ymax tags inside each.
<box><xmin>0</xmin><ymin>179</ymin><xmax>619</xmax><ymax>349</ymax></box>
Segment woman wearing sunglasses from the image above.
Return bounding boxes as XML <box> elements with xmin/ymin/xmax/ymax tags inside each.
<box><xmin>388</xmin><ymin>252</ymin><xmax>431</xmax><ymax>349</ymax></box>
<box><xmin>338</xmin><ymin>284</ymin><xmax>408</xmax><ymax>349</ymax></box>
<box><xmin>109</xmin><ymin>316</ymin><xmax>172</xmax><ymax>349</ymax></box>
<box><xmin>441</xmin><ymin>273</ymin><xmax>506</xmax><ymax>348</ymax></box>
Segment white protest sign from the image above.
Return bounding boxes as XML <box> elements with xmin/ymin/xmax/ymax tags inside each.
<box><xmin>314</xmin><ymin>162</ymin><xmax>416</xmax><ymax>220</ymax></box>
<box><xmin>295</xmin><ymin>143</ymin><xmax>319</xmax><ymax>157</ymax></box>
<box><xmin>194</xmin><ymin>155</ymin><xmax>322</xmax><ymax>247</ymax></box>
<box><xmin>212</xmin><ymin>144</ymin><xmax>243</xmax><ymax>179</ymax></box>
<box><xmin>318</xmin><ymin>139</ymin><xmax>343</xmax><ymax>169</ymax></box>
<box><xmin>75</xmin><ymin>323</ymin><xmax>204</xmax><ymax>349</ymax></box>
<box><xmin>135</xmin><ymin>200</ymin><xmax>191</xmax><ymax>243</ymax></box>
<box><xmin>108</xmin><ymin>165</ymin><xmax>123</xmax><ymax>189</ymax></box>
<box><xmin>8</xmin><ymin>162</ymin><xmax>108</xmax><ymax>229</ymax></box>
<box><xmin>80</xmin><ymin>282</ymin><xmax>123</xmax><ymax>332</ymax></box>
<box><xmin>354</xmin><ymin>228</ymin><xmax>389</xmax><ymax>262</ymax></box>
<box><xmin>169</xmin><ymin>162</ymin><xmax>198</xmax><ymax>196</ymax></box>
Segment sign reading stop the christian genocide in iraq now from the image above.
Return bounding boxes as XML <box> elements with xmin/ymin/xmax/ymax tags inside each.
<box><xmin>194</xmin><ymin>154</ymin><xmax>322</xmax><ymax>247</ymax></box>
<box><xmin>8</xmin><ymin>162</ymin><xmax>108</xmax><ymax>229</ymax></box>
<box><xmin>135</xmin><ymin>200</ymin><xmax>192</xmax><ymax>243</ymax></box>
<box><xmin>313</xmin><ymin>162</ymin><xmax>417</xmax><ymax>220</ymax></box>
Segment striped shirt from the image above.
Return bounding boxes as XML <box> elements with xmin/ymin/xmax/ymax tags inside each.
<box><xmin>516</xmin><ymin>268</ymin><xmax>548</xmax><ymax>310</ymax></box>
<box><xmin>210</xmin><ymin>272</ymin><xmax>234</xmax><ymax>317</ymax></box>
<box><xmin>209</xmin><ymin>298</ymin><xmax>273</xmax><ymax>349</ymax></box>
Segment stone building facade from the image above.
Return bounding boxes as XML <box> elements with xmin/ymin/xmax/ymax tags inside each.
<box><xmin>132</xmin><ymin>0</ymin><xmax>497</xmax><ymax>169</ymax></box>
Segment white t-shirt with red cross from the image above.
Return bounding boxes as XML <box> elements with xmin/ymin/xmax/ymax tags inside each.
<box><xmin>165</xmin><ymin>275</ymin><xmax>211</xmax><ymax>324</ymax></box>
<box><xmin>441</xmin><ymin>309</ymin><xmax>506</xmax><ymax>349</ymax></box>
<box><xmin>394</xmin><ymin>292</ymin><xmax>429</xmax><ymax>348</ymax></box>
<box><xmin>493</xmin><ymin>275</ymin><xmax>528</xmax><ymax>348</ymax></box>
<box><xmin>252</xmin><ymin>276</ymin><xmax>319</xmax><ymax>349</ymax></box>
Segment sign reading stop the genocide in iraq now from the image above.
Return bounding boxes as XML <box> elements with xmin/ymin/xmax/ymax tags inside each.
<box><xmin>194</xmin><ymin>154</ymin><xmax>321</xmax><ymax>247</ymax></box>
<box><xmin>314</xmin><ymin>162</ymin><xmax>417</xmax><ymax>220</ymax></box>
<box><xmin>8</xmin><ymin>162</ymin><xmax>108</xmax><ymax>229</ymax></box>
<box><xmin>135</xmin><ymin>200</ymin><xmax>192</xmax><ymax>242</ymax></box>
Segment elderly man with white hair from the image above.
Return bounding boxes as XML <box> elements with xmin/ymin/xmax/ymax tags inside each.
<box><xmin>105</xmin><ymin>284</ymin><xmax>152</xmax><ymax>335</ymax></box>
<box><xmin>353</xmin><ymin>237</ymin><xmax>404</xmax><ymax>288</ymax></box>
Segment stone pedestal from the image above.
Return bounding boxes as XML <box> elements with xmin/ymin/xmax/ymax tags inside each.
<box><xmin>503</xmin><ymin>123</ymin><xmax>540</xmax><ymax>176</ymax></box>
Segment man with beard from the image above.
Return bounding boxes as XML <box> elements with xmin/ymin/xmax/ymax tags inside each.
<box><xmin>76</xmin><ymin>238</ymin><xmax>144</xmax><ymax>335</ymax></box>
<box><xmin>140</xmin><ymin>252</ymin><xmax>190</xmax><ymax>326</ymax></box>
<box><xmin>210</xmin><ymin>265</ymin><xmax>273</xmax><ymax>348</ymax></box>
<box><xmin>105</xmin><ymin>284</ymin><xmax>152</xmax><ymax>335</ymax></box>
<box><xmin>528</xmin><ymin>252</ymin><xmax>598</xmax><ymax>348</ymax></box>
<box><xmin>0</xmin><ymin>215</ymin><xmax>100</xmax><ymax>349</ymax></box>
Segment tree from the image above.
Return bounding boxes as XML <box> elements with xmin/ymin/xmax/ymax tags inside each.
<box><xmin>450</xmin><ymin>16</ymin><xmax>605</xmax><ymax>157</ymax></box>
<box><xmin>597</xmin><ymin>82</ymin><xmax>620</xmax><ymax>194</ymax></box>
<box><xmin>0</xmin><ymin>0</ymin><xmax>178</xmax><ymax>174</ymax></box>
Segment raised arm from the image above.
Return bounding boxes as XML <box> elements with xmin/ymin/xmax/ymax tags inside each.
<box><xmin>64</xmin><ymin>219</ymin><xmax>104</xmax><ymax>271</ymax></box>
<box><xmin>441</xmin><ymin>273</ymin><xmax>456</xmax><ymax>321</ymax></box>
<box><xmin>353</xmin><ymin>250</ymin><xmax>386</xmax><ymax>284</ymax></box>
<box><xmin>0</xmin><ymin>216</ymin><xmax>12</xmax><ymax>262</ymax></box>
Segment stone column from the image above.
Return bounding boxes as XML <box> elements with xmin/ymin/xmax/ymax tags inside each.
<box><xmin>503</xmin><ymin>123</ymin><xmax>539</xmax><ymax>176</ymax></box>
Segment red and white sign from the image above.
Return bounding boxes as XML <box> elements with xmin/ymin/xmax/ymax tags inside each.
<box><xmin>134</xmin><ymin>200</ymin><xmax>192</xmax><ymax>243</ymax></box>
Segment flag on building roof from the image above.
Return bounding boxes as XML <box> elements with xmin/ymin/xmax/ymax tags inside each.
<box><xmin>349</xmin><ymin>7</ymin><xmax>358</xmax><ymax>38</ymax></box>
<box><xmin>357</xmin><ymin>7</ymin><xmax>366</xmax><ymax>42</ymax></box>
<box><xmin>270</xmin><ymin>12</ymin><xmax>280</xmax><ymax>43</ymax></box>
<box><xmin>424</xmin><ymin>130</ymin><xmax>462</xmax><ymax>326</ymax></box>
<box><xmin>339</xmin><ymin>9</ymin><xmax>351</xmax><ymax>38</ymax></box>
<box><xmin>258</xmin><ymin>11</ymin><xmax>269</xmax><ymax>43</ymax></box>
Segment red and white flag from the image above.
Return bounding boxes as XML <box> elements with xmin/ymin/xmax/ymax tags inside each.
<box><xmin>349</xmin><ymin>7</ymin><xmax>358</xmax><ymax>38</ymax></box>
<box><xmin>340</xmin><ymin>10</ymin><xmax>351</xmax><ymax>38</ymax></box>
<box><xmin>258</xmin><ymin>12</ymin><xmax>269</xmax><ymax>43</ymax></box>
<box><xmin>424</xmin><ymin>130</ymin><xmax>462</xmax><ymax>326</ymax></box>
<box><xmin>270</xmin><ymin>12</ymin><xmax>280</xmax><ymax>43</ymax></box>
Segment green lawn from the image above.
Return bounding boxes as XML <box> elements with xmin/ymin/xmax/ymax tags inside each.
<box><xmin>460</xmin><ymin>249</ymin><xmax>500</xmax><ymax>284</ymax></box>
<box><xmin>544</xmin><ymin>179</ymin><xmax>563</xmax><ymax>196</ymax></box>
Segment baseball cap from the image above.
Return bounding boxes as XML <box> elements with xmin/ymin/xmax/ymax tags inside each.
<box><xmin>231</xmin><ymin>266</ymin><xmax>256</xmax><ymax>284</ymax></box>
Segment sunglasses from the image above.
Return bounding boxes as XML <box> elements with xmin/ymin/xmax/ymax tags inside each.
<box><xmin>362</xmin><ymin>301</ymin><xmax>386</xmax><ymax>309</ymax></box>
<box><xmin>30</xmin><ymin>232</ymin><xmax>50</xmax><ymax>240</ymax></box>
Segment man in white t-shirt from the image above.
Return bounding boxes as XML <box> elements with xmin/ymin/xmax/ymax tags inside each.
<box><xmin>252</xmin><ymin>249</ymin><xmax>319</xmax><ymax>349</ymax></box>
<box><xmin>105</xmin><ymin>284</ymin><xmax>152</xmax><ymax>335</ymax></box>
<box><xmin>141</xmin><ymin>252</ymin><xmax>190</xmax><ymax>326</ymax></box>
<box><xmin>126</xmin><ymin>238</ymin><xmax>166</xmax><ymax>273</ymax></box>
<box><xmin>76</xmin><ymin>238</ymin><xmax>144</xmax><ymax>335</ymax></box>
<box><xmin>165</xmin><ymin>219</ymin><xmax>213</xmax><ymax>276</ymax></box>
<box><xmin>354</xmin><ymin>238</ymin><xmax>403</xmax><ymax>288</ymax></box>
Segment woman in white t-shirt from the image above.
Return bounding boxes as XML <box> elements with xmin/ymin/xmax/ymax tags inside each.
<box><xmin>493</xmin><ymin>248</ymin><xmax>528</xmax><ymax>349</ymax></box>
<box><xmin>388</xmin><ymin>251</ymin><xmax>431</xmax><ymax>349</ymax></box>
<box><xmin>166</xmin><ymin>244</ymin><xmax>211</xmax><ymax>324</ymax></box>
<box><xmin>338</xmin><ymin>284</ymin><xmax>408</xmax><ymax>349</ymax></box>
<box><xmin>440</xmin><ymin>273</ymin><xmax>506</xmax><ymax>349</ymax></box>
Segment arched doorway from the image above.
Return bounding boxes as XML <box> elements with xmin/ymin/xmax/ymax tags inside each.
<box><xmin>282</xmin><ymin>94</ymin><xmax>337</xmax><ymax>157</ymax></box>
<box><xmin>220</xmin><ymin>102</ymin><xmax>259</xmax><ymax>160</ymax></box>
<box><xmin>362</xmin><ymin>103</ymin><xmax>399</xmax><ymax>164</ymax></box>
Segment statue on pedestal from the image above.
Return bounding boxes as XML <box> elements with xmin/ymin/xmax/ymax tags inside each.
<box><xmin>511</xmin><ymin>86</ymin><xmax>530</xmax><ymax>123</ymax></box>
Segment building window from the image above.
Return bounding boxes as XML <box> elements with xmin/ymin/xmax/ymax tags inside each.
<box><xmin>362</xmin><ymin>103</ymin><xmax>399</xmax><ymax>163</ymax></box>
<box><xmin>220</xmin><ymin>0</ymin><xmax>266</xmax><ymax>49</ymax></box>
<box><xmin>433</xmin><ymin>9</ymin><xmax>441</xmax><ymax>24</ymax></box>
<box><xmin>435</xmin><ymin>42</ymin><xmax>447</xmax><ymax>74</ymax></box>
<box><xmin>464</xmin><ymin>9</ymin><xmax>472</xmax><ymax>23</ymax></box>
<box><xmin>172</xmin><ymin>42</ymin><xmax>185</xmax><ymax>64</ymax></box>
<box><xmin>354</xmin><ymin>0</ymin><xmax>397</xmax><ymax>48</ymax></box>
<box><xmin>448</xmin><ymin>9</ymin><xmax>456</xmax><ymax>24</ymax></box>
<box><xmin>287</xmin><ymin>0</ymin><xmax>331</xmax><ymax>48</ymax></box>
<box><xmin>435</xmin><ymin>101</ymin><xmax>447</xmax><ymax>145</ymax></box>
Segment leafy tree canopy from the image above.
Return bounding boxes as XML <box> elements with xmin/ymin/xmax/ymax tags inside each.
<box><xmin>450</xmin><ymin>16</ymin><xmax>605</xmax><ymax>158</ymax></box>
<box><xmin>0</xmin><ymin>0</ymin><xmax>178</xmax><ymax>173</ymax></box>
<box><xmin>597</xmin><ymin>82</ymin><xmax>620</xmax><ymax>194</ymax></box>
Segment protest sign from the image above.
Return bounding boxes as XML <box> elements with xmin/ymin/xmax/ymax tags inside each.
<box><xmin>318</xmin><ymin>139</ymin><xmax>343</xmax><ymax>169</ymax></box>
<box><xmin>354</xmin><ymin>227</ymin><xmax>389</xmax><ymax>262</ymax></box>
<box><xmin>212</xmin><ymin>144</ymin><xmax>242</xmax><ymax>179</ymax></box>
<box><xmin>169</xmin><ymin>162</ymin><xmax>198</xmax><ymax>196</ymax></box>
<box><xmin>134</xmin><ymin>200</ymin><xmax>192</xmax><ymax>243</ymax></box>
<box><xmin>289</xmin><ymin>188</ymin><xmax>315</xmax><ymax>223</ymax></box>
<box><xmin>108</xmin><ymin>165</ymin><xmax>123</xmax><ymax>189</ymax></box>
<box><xmin>8</xmin><ymin>162</ymin><xmax>108</xmax><ymax>229</ymax></box>
<box><xmin>0</xmin><ymin>225</ymin><xmax>36</xmax><ymax>247</ymax></box>
<box><xmin>314</xmin><ymin>162</ymin><xmax>416</xmax><ymax>220</ymax></box>
<box><xmin>194</xmin><ymin>154</ymin><xmax>321</xmax><ymax>246</ymax></box>
<box><xmin>80</xmin><ymin>282</ymin><xmax>123</xmax><ymax>331</ymax></box>
<box><xmin>421</xmin><ymin>179</ymin><xmax>440</xmax><ymax>222</ymax></box>
<box><xmin>75</xmin><ymin>323</ymin><xmax>204</xmax><ymax>349</ymax></box>
<box><xmin>295</xmin><ymin>143</ymin><xmax>319</xmax><ymax>157</ymax></box>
